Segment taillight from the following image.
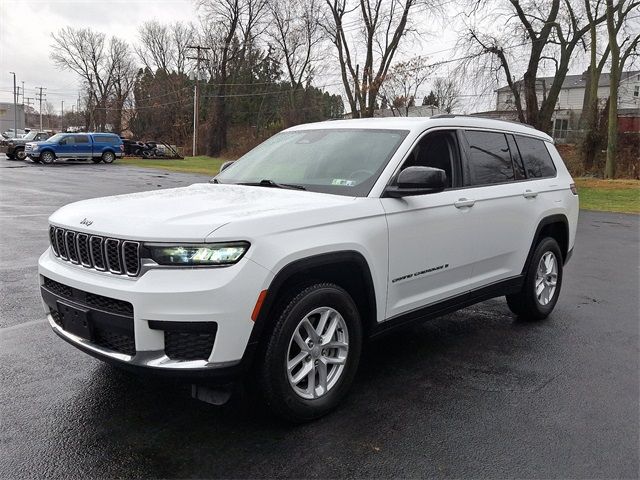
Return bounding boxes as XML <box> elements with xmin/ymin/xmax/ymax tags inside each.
<box><xmin>119</xmin><ymin>144</ymin><xmax>124</xmax><ymax>151</ymax></box>
<box><xmin>570</xmin><ymin>183</ymin><xmax>578</xmax><ymax>195</ymax></box>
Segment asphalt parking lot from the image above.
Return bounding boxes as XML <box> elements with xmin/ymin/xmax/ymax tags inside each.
<box><xmin>0</xmin><ymin>156</ymin><xmax>638</xmax><ymax>479</ymax></box>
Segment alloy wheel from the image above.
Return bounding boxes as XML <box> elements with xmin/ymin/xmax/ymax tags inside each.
<box><xmin>286</xmin><ymin>306</ymin><xmax>349</xmax><ymax>400</ymax></box>
<box><xmin>535</xmin><ymin>251</ymin><xmax>558</xmax><ymax>306</ymax></box>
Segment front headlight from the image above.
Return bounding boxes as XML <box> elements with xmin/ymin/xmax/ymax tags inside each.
<box><xmin>32</xmin><ymin>145</ymin><xmax>39</xmax><ymax>151</ymax></box>
<box><xmin>145</xmin><ymin>242</ymin><xmax>250</xmax><ymax>266</ymax></box>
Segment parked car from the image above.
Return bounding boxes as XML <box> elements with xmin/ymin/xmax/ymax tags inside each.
<box><xmin>26</xmin><ymin>132</ymin><xmax>124</xmax><ymax>164</ymax></box>
<box><xmin>39</xmin><ymin>116</ymin><xmax>578</xmax><ymax>422</ymax></box>
<box><xmin>2</xmin><ymin>128</ymin><xmax>26</xmax><ymax>139</ymax></box>
<box><xmin>1</xmin><ymin>130</ymin><xmax>52</xmax><ymax>160</ymax></box>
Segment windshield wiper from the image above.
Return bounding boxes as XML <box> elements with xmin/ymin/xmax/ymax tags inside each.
<box><xmin>239</xmin><ymin>179</ymin><xmax>306</xmax><ymax>191</ymax></box>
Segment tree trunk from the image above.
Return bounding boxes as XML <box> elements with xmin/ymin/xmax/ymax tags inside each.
<box><xmin>605</xmin><ymin>0</ymin><xmax>620</xmax><ymax>179</ymax></box>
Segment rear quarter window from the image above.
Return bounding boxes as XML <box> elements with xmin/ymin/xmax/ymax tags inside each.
<box><xmin>93</xmin><ymin>135</ymin><xmax>120</xmax><ymax>144</ymax></box>
<box><xmin>515</xmin><ymin>135</ymin><xmax>556</xmax><ymax>178</ymax></box>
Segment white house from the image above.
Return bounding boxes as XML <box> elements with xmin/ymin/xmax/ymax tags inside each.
<box><xmin>492</xmin><ymin>70</ymin><xmax>640</xmax><ymax>141</ymax></box>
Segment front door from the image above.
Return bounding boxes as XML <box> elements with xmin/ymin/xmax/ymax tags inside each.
<box><xmin>56</xmin><ymin>135</ymin><xmax>76</xmax><ymax>158</ymax></box>
<box><xmin>382</xmin><ymin>130</ymin><xmax>476</xmax><ymax>319</ymax></box>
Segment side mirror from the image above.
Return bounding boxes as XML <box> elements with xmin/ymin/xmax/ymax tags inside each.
<box><xmin>384</xmin><ymin>166</ymin><xmax>447</xmax><ymax>198</ymax></box>
<box><xmin>219</xmin><ymin>160</ymin><xmax>235</xmax><ymax>173</ymax></box>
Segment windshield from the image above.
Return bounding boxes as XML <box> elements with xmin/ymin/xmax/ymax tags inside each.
<box><xmin>46</xmin><ymin>133</ymin><xmax>65</xmax><ymax>143</ymax></box>
<box><xmin>215</xmin><ymin>128</ymin><xmax>409</xmax><ymax>197</ymax></box>
<box><xmin>22</xmin><ymin>131</ymin><xmax>38</xmax><ymax>141</ymax></box>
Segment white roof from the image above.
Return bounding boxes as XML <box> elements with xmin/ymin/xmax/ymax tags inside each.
<box><xmin>286</xmin><ymin>115</ymin><xmax>552</xmax><ymax>142</ymax></box>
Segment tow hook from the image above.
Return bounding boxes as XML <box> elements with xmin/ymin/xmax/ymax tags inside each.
<box><xmin>191</xmin><ymin>383</ymin><xmax>233</xmax><ymax>405</ymax></box>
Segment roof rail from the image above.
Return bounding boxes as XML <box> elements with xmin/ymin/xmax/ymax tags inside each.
<box><xmin>431</xmin><ymin>113</ymin><xmax>536</xmax><ymax>129</ymax></box>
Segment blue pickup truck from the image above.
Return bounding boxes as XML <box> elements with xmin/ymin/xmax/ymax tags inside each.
<box><xmin>26</xmin><ymin>133</ymin><xmax>124</xmax><ymax>165</ymax></box>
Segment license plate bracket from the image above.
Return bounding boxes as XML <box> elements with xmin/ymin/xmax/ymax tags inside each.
<box><xmin>57</xmin><ymin>300</ymin><xmax>93</xmax><ymax>340</ymax></box>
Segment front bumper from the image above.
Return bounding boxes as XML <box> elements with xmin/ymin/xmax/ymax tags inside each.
<box><xmin>39</xmin><ymin>248</ymin><xmax>272</xmax><ymax>376</ymax></box>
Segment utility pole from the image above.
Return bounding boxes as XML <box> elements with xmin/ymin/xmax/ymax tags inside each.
<box><xmin>21</xmin><ymin>81</ymin><xmax>25</xmax><ymax>104</ymax></box>
<box><xmin>187</xmin><ymin>45</ymin><xmax>210</xmax><ymax>156</ymax></box>
<box><xmin>36</xmin><ymin>87</ymin><xmax>46</xmax><ymax>131</ymax></box>
<box><xmin>9</xmin><ymin>72</ymin><xmax>17</xmax><ymax>137</ymax></box>
<box><xmin>61</xmin><ymin>100</ymin><xmax>64</xmax><ymax>132</ymax></box>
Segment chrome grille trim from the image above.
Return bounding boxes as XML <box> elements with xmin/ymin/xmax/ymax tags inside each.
<box><xmin>105</xmin><ymin>238</ymin><xmax>122</xmax><ymax>274</ymax></box>
<box><xmin>90</xmin><ymin>236</ymin><xmax>106</xmax><ymax>271</ymax></box>
<box><xmin>65</xmin><ymin>231</ymin><xmax>79</xmax><ymax>264</ymax></box>
<box><xmin>49</xmin><ymin>226</ymin><xmax>59</xmax><ymax>256</ymax></box>
<box><xmin>55</xmin><ymin>227</ymin><xmax>68</xmax><ymax>260</ymax></box>
<box><xmin>77</xmin><ymin>233</ymin><xmax>92</xmax><ymax>267</ymax></box>
<box><xmin>48</xmin><ymin>226</ymin><xmax>141</xmax><ymax>277</ymax></box>
<box><xmin>122</xmin><ymin>241</ymin><xmax>141</xmax><ymax>276</ymax></box>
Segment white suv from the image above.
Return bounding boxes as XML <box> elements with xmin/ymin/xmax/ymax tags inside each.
<box><xmin>39</xmin><ymin>116</ymin><xmax>578</xmax><ymax>421</ymax></box>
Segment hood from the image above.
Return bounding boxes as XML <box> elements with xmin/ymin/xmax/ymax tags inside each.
<box><xmin>49</xmin><ymin>183</ymin><xmax>355</xmax><ymax>242</ymax></box>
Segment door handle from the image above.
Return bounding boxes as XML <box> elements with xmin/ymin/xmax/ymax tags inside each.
<box><xmin>454</xmin><ymin>198</ymin><xmax>475</xmax><ymax>208</ymax></box>
<box><xmin>523</xmin><ymin>189</ymin><xmax>538</xmax><ymax>198</ymax></box>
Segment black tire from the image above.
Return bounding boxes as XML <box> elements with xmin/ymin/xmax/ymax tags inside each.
<box><xmin>15</xmin><ymin>148</ymin><xmax>26</xmax><ymax>160</ymax></box>
<box><xmin>92</xmin><ymin>158</ymin><xmax>102</xmax><ymax>164</ymax></box>
<box><xmin>40</xmin><ymin>151</ymin><xmax>55</xmax><ymax>165</ymax></box>
<box><xmin>101</xmin><ymin>151</ymin><xmax>116</xmax><ymax>164</ymax></box>
<box><xmin>258</xmin><ymin>283</ymin><xmax>363</xmax><ymax>423</ymax></box>
<box><xmin>506</xmin><ymin>237</ymin><xmax>563</xmax><ymax>321</ymax></box>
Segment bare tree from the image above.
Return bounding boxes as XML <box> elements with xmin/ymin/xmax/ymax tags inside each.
<box><xmin>109</xmin><ymin>38</ymin><xmax>136</xmax><ymax>133</ymax></box>
<box><xmin>323</xmin><ymin>0</ymin><xmax>424</xmax><ymax>118</ymax></box>
<box><xmin>267</xmin><ymin>0</ymin><xmax>322</xmax><ymax>125</ymax></box>
<box><xmin>136</xmin><ymin>21</ymin><xmax>196</xmax><ymax>75</ymax></box>
<box><xmin>604</xmin><ymin>0</ymin><xmax>640</xmax><ymax>178</ymax></box>
<box><xmin>51</xmin><ymin>27</ymin><xmax>119</xmax><ymax>131</ymax></box>
<box><xmin>580</xmin><ymin>0</ymin><xmax>611</xmax><ymax>171</ymax></box>
<box><xmin>198</xmin><ymin>0</ymin><xmax>268</xmax><ymax>155</ymax></box>
<box><xmin>379</xmin><ymin>57</ymin><xmax>430</xmax><ymax>116</ymax></box>
<box><xmin>432</xmin><ymin>77</ymin><xmax>460</xmax><ymax>113</ymax></box>
<box><xmin>461</xmin><ymin>0</ymin><xmax>613</xmax><ymax>132</ymax></box>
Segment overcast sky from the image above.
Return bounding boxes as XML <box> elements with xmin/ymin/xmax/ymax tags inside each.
<box><xmin>0</xmin><ymin>0</ymin><xmax>595</xmax><ymax>116</ymax></box>
<box><xmin>0</xmin><ymin>0</ymin><xmax>196</xmax><ymax>110</ymax></box>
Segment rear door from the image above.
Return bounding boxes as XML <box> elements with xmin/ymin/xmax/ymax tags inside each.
<box><xmin>457</xmin><ymin>130</ymin><xmax>538</xmax><ymax>287</ymax></box>
<box><xmin>74</xmin><ymin>134</ymin><xmax>92</xmax><ymax>158</ymax></box>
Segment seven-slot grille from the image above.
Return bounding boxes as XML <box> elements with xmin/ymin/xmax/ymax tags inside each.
<box><xmin>49</xmin><ymin>225</ymin><xmax>140</xmax><ymax>276</ymax></box>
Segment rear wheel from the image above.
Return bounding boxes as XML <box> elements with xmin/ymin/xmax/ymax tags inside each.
<box><xmin>101</xmin><ymin>151</ymin><xmax>116</xmax><ymax>164</ymax></box>
<box><xmin>40</xmin><ymin>151</ymin><xmax>55</xmax><ymax>165</ymax></box>
<box><xmin>258</xmin><ymin>283</ymin><xmax>362</xmax><ymax>423</ymax></box>
<box><xmin>506</xmin><ymin>237</ymin><xmax>563</xmax><ymax>320</ymax></box>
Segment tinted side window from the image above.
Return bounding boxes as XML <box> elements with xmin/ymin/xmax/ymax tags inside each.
<box><xmin>506</xmin><ymin>134</ymin><xmax>526</xmax><ymax>180</ymax></box>
<box><xmin>74</xmin><ymin>135</ymin><xmax>90</xmax><ymax>144</ymax></box>
<box><xmin>463</xmin><ymin>131</ymin><xmax>514</xmax><ymax>186</ymax></box>
<box><xmin>515</xmin><ymin>135</ymin><xmax>556</xmax><ymax>178</ymax></box>
<box><xmin>60</xmin><ymin>136</ymin><xmax>75</xmax><ymax>145</ymax></box>
<box><xmin>94</xmin><ymin>135</ymin><xmax>118</xmax><ymax>144</ymax></box>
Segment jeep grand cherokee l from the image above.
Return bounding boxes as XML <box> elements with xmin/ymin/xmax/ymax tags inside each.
<box><xmin>38</xmin><ymin>116</ymin><xmax>578</xmax><ymax>422</ymax></box>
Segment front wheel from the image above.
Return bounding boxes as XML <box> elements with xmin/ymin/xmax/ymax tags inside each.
<box><xmin>506</xmin><ymin>237</ymin><xmax>563</xmax><ymax>320</ymax></box>
<box><xmin>40</xmin><ymin>151</ymin><xmax>55</xmax><ymax>165</ymax></box>
<box><xmin>15</xmin><ymin>148</ymin><xmax>26</xmax><ymax>160</ymax></box>
<box><xmin>258</xmin><ymin>283</ymin><xmax>363</xmax><ymax>423</ymax></box>
<box><xmin>101</xmin><ymin>151</ymin><xmax>116</xmax><ymax>164</ymax></box>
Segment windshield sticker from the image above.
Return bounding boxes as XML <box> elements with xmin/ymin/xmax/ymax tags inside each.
<box><xmin>331</xmin><ymin>179</ymin><xmax>356</xmax><ymax>187</ymax></box>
